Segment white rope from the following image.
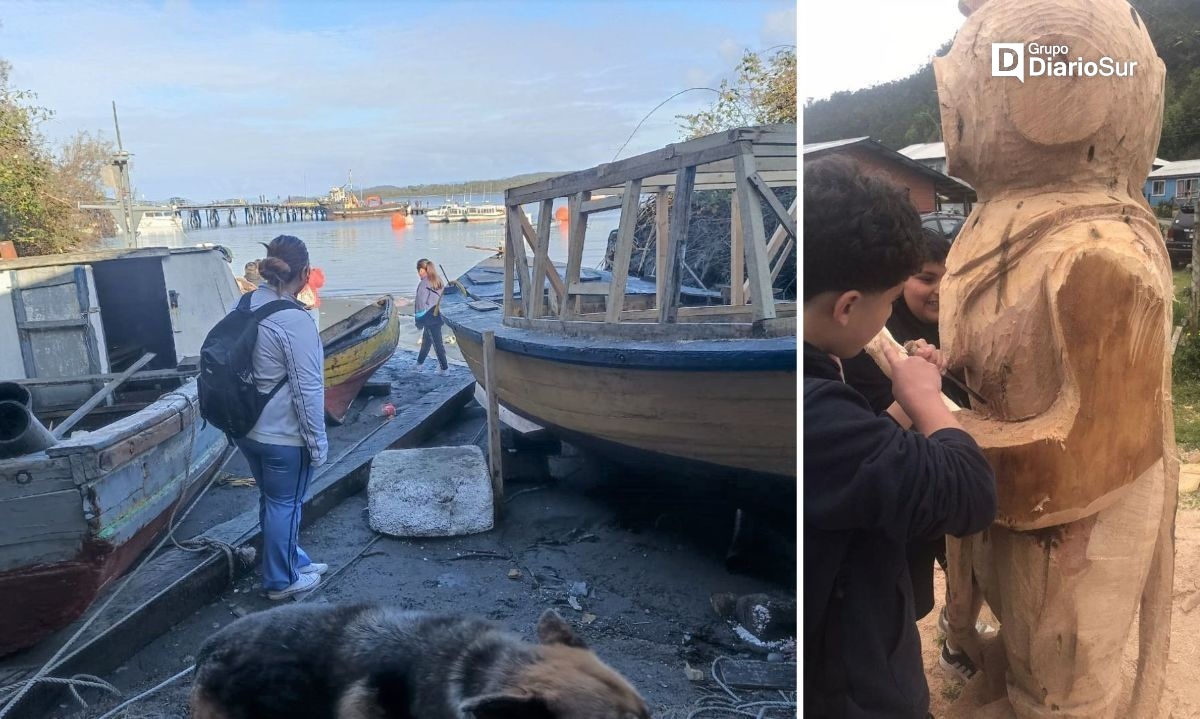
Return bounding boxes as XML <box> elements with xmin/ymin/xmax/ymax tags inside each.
<box><xmin>684</xmin><ymin>657</ymin><xmax>796</xmax><ymax>719</ymax></box>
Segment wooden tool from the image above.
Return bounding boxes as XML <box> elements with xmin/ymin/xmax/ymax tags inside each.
<box><xmin>901</xmin><ymin>340</ymin><xmax>989</xmax><ymax>406</ymax></box>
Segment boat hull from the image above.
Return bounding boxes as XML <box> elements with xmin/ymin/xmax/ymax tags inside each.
<box><xmin>0</xmin><ymin>383</ymin><xmax>229</xmax><ymax>657</ymax></box>
<box><xmin>322</xmin><ymin>297</ymin><xmax>401</xmax><ymax>424</ymax></box>
<box><xmin>449</xmin><ymin>321</ymin><xmax>796</xmax><ymax>479</ymax></box>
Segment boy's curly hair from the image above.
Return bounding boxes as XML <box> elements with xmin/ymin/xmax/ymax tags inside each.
<box><xmin>803</xmin><ymin>156</ymin><xmax>925</xmax><ymax>301</ymax></box>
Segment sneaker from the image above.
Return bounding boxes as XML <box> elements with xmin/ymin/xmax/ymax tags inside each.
<box><xmin>266</xmin><ymin>571</ymin><xmax>320</xmax><ymax>600</ymax></box>
<box><xmin>938</xmin><ymin>607</ymin><xmax>998</xmax><ymax>640</ymax></box>
<box><xmin>298</xmin><ymin>562</ymin><xmax>328</xmax><ymax>575</ymax></box>
<box><xmin>414</xmin><ymin>361</ymin><xmax>427</xmax><ymax>372</ymax></box>
<box><xmin>436</xmin><ymin>366</ymin><xmax>449</xmax><ymax>376</ymax></box>
<box><xmin>940</xmin><ymin>642</ymin><xmax>978</xmax><ymax>682</ymax></box>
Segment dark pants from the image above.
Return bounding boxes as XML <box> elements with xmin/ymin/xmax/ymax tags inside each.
<box><xmin>418</xmin><ymin>321</ymin><xmax>447</xmax><ymax>369</ymax></box>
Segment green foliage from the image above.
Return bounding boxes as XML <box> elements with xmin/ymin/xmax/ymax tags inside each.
<box><xmin>677</xmin><ymin>48</ymin><xmax>797</xmax><ymax>139</ymax></box>
<box><xmin>0</xmin><ymin>59</ymin><xmax>114</xmax><ymax>255</ymax></box>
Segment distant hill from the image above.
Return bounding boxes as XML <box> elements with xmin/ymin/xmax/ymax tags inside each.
<box><xmin>803</xmin><ymin>0</ymin><xmax>1200</xmax><ymax>161</ymax></box>
<box><xmin>360</xmin><ymin>172</ymin><xmax>566</xmax><ymax>199</ymax></box>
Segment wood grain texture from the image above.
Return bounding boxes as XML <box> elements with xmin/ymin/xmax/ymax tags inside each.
<box><xmin>933</xmin><ymin>1</ymin><xmax>1176</xmax><ymax>715</ymax></box>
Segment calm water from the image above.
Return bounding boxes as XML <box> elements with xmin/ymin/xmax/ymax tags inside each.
<box><xmin>117</xmin><ymin>200</ymin><xmax>620</xmax><ymax>300</ymax></box>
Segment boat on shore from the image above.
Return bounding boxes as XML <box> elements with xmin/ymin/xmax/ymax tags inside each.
<box><xmin>136</xmin><ymin>209</ymin><xmax>185</xmax><ymax>234</ymax></box>
<box><xmin>320</xmin><ymin>296</ymin><xmax>401</xmax><ymax>424</ymax></box>
<box><xmin>443</xmin><ymin>125</ymin><xmax>797</xmax><ymax>483</ymax></box>
<box><xmin>0</xmin><ymin>246</ymin><xmax>240</xmax><ymax>657</ymax></box>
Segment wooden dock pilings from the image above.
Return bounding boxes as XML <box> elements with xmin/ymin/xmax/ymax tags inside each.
<box><xmin>176</xmin><ymin>203</ymin><xmax>329</xmax><ymax>230</ymax></box>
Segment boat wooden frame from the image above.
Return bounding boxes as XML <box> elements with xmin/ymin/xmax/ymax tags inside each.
<box><xmin>499</xmin><ymin>124</ymin><xmax>796</xmax><ymax>335</ymax></box>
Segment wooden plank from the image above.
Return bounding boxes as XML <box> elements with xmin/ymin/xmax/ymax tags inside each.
<box><xmin>518</xmin><ymin>206</ymin><xmax>567</xmax><ymax>305</ymax></box>
<box><xmin>482</xmin><ymin>331</ymin><xmax>503</xmax><ymax>518</ymax></box>
<box><xmin>733</xmin><ymin>143</ymin><xmax>776</xmax><ymax>321</ymax></box>
<box><xmin>505</xmin><ymin>207</ymin><xmax>531</xmax><ymax>317</ymax></box>
<box><xmin>568</xmin><ymin>282</ymin><xmax>611</xmax><ymax>296</ymax></box>
<box><xmin>747</xmin><ymin>172</ymin><xmax>797</xmax><ymax>240</ymax></box>
<box><xmin>473</xmin><ymin>384</ymin><xmax>545</xmax><ymax>435</ymax></box>
<box><xmin>560</xmin><ymin>192</ymin><xmax>590</xmax><ymax>319</ymax></box>
<box><xmin>16</xmin><ymin>318</ymin><xmax>88</xmax><ymax>331</ymax></box>
<box><xmin>504</xmin><ymin>316</ymin><xmax>782</xmax><ymax>341</ymax></box>
<box><xmin>606</xmin><ymin>179</ymin><xmax>643</xmax><ymax>323</ymax></box>
<box><xmin>96</xmin><ymin>411</ymin><xmax>185</xmax><ymax>472</ymax></box>
<box><xmin>503</xmin><ymin>223</ymin><xmax>516</xmax><ymax>317</ymax></box>
<box><xmin>743</xmin><ymin>201</ymin><xmax>796</xmax><ymax>298</ymax></box>
<box><xmin>52</xmin><ymin>353</ymin><xmax>156</xmax><ymax>440</ymax></box>
<box><xmin>718</xmin><ymin>659</ymin><xmax>797</xmax><ymax>691</ymax></box>
<box><xmin>537</xmin><ymin>199</ymin><xmax>558</xmax><ymax>316</ymax></box>
<box><xmin>580</xmin><ymin>194</ymin><xmax>624</xmax><ymax>214</ymax></box>
<box><xmin>575</xmin><ymin>302</ymin><xmax>799</xmax><ymax>323</ymax></box>
<box><xmin>0</xmin><ymin>247</ymin><xmax>169</xmax><ymax>271</ymax></box>
<box><xmin>528</xmin><ymin>201</ymin><xmax>554</xmax><ymax>319</ymax></box>
<box><xmin>730</xmin><ymin>188</ymin><xmax>745</xmax><ymax>306</ymax></box>
<box><xmin>504</xmin><ymin>125</ymin><xmax>794</xmax><ymax>205</ymax></box>
<box><xmin>655</xmin><ymin>188</ymin><xmax>669</xmax><ymax>309</ymax></box>
<box><xmin>771</xmin><ymin>238</ymin><xmax>795</xmax><ymax>282</ymax></box>
<box><xmin>658</xmin><ymin>166</ymin><xmax>696</xmax><ymax>324</ymax></box>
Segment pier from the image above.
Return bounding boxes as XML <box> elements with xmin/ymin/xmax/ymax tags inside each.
<box><xmin>175</xmin><ymin>201</ymin><xmax>329</xmax><ymax>229</ymax></box>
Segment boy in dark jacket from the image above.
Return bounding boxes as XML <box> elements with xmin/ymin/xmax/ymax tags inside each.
<box><xmin>803</xmin><ymin>156</ymin><xmax>997</xmax><ymax>718</ymax></box>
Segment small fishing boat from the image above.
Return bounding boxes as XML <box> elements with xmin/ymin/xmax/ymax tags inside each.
<box><xmin>0</xmin><ymin>245</ymin><xmax>239</xmax><ymax>657</ymax></box>
<box><xmin>443</xmin><ymin>125</ymin><xmax>797</xmax><ymax>482</ymax></box>
<box><xmin>320</xmin><ymin>296</ymin><xmax>401</xmax><ymax>424</ymax></box>
<box><xmin>136</xmin><ymin>209</ymin><xmax>185</xmax><ymax>234</ymax></box>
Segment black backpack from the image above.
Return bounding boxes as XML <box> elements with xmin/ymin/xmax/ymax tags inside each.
<box><xmin>198</xmin><ymin>293</ymin><xmax>303</xmax><ymax>438</ymax></box>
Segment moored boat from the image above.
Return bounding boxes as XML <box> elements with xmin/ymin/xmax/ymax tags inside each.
<box><xmin>443</xmin><ymin>125</ymin><xmax>797</xmax><ymax>481</ymax></box>
<box><xmin>320</xmin><ymin>296</ymin><xmax>401</xmax><ymax>424</ymax></box>
<box><xmin>0</xmin><ymin>245</ymin><xmax>240</xmax><ymax>657</ymax></box>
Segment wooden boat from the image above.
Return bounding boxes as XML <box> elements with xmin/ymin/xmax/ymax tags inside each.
<box><xmin>0</xmin><ymin>246</ymin><xmax>239</xmax><ymax>657</ymax></box>
<box><xmin>443</xmin><ymin>125</ymin><xmax>797</xmax><ymax>482</ymax></box>
<box><xmin>320</xmin><ymin>296</ymin><xmax>401</xmax><ymax>424</ymax></box>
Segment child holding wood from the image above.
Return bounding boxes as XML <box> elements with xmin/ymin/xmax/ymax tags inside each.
<box><xmin>803</xmin><ymin>156</ymin><xmax>996</xmax><ymax>718</ymax></box>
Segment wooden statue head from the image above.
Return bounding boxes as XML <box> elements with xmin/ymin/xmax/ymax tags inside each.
<box><xmin>934</xmin><ymin>0</ymin><xmax>1165</xmax><ymax>200</ymax></box>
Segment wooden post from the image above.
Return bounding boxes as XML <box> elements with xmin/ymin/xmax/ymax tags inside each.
<box><xmin>744</xmin><ymin>202</ymin><xmax>796</xmax><ymax>298</ymax></box>
<box><xmin>506</xmin><ymin>207</ymin><xmax>531</xmax><ymax>317</ymax></box>
<box><xmin>730</xmin><ymin>188</ymin><xmax>745</xmax><ymax>306</ymax></box>
<box><xmin>733</xmin><ymin>143</ymin><xmax>776</xmax><ymax>321</ymax></box>
<box><xmin>655</xmin><ymin>188</ymin><xmax>669</xmax><ymax>309</ymax></box>
<box><xmin>658</xmin><ymin>167</ymin><xmax>696</xmax><ymax>324</ymax></box>
<box><xmin>533</xmin><ymin>199</ymin><xmax>557</xmax><ymax>316</ymax></box>
<box><xmin>606</xmin><ymin>179</ymin><xmax>643</xmax><ymax>323</ymax></box>
<box><xmin>482</xmin><ymin>331</ymin><xmax>503</xmax><ymax>518</ymax></box>
<box><xmin>520</xmin><ymin>207</ymin><xmax>566</xmax><ymax>310</ymax></box>
<box><xmin>561</xmin><ymin>191</ymin><xmax>589</xmax><ymax>319</ymax></box>
<box><xmin>503</xmin><ymin>205</ymin><xmax>516</xmax><ymax>317</ymax></box>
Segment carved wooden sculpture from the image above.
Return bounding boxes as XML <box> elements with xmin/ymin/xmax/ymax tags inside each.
<box><xmin>933</xmin><ymin>0</ymin><xmax>1178</xmax><ymax>716</ymax></box>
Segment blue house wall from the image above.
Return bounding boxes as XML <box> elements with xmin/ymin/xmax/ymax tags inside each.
<box><xmin>1145</xmin><ymin>176</ymin><xmax>1200</xmax><ymax>207</ymax></box>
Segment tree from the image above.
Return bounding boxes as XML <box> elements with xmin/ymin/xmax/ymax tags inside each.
<box><xmin>0</xmin><ymin>59</ymin><xmax>114</xmax><ymax>255</ymax></box>
<box><xmin>677</xmin><ymin>48</ymin><xmax>797</xmax><ymax>138</ymax></box>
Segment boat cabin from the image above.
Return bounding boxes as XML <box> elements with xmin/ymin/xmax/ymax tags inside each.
<box><xmin>496</xmin><ymin>124</ymin><xmax>796</xmax><ymax>339</ymax></box>
<box><xmin>0</xmin><ymin>246</ymin><xmax>239</xmax><ymax>420</ymax></box>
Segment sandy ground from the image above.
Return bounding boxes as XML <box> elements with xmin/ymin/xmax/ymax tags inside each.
<box><xmin>63</xmin><ymin>401</ymin><xmax>796</xmax><ymax>719</ymax></box>
<box><xmin>922</xmin><ymin>502</ymin><xmax>1200</xmax><ymax>718</ymax></box>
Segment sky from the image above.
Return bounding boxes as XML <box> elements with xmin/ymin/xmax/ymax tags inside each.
<box><xmin>0</xmin><ymin>0</ymin><xmax>795</xmax><ymax>202</ymax></box>
<box><xmin>800</xmin><ymin>0</ymin><xmax>964</xmax><ymax>103</ymax></box>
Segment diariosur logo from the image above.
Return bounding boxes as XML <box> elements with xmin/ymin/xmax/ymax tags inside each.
<box><xmin>991</xmin><ymin>42</ymin><xmax>1138</xmax><ymax>82</ymax></box>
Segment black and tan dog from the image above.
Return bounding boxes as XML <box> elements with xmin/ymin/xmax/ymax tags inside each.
<box><xmin>190</xmin><ymin>603</ymin><xmax>650</xmax><ymax>718</ymax></box>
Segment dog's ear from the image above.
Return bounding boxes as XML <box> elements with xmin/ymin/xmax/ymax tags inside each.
<box><xmin>460</xmin><ymin>691</ymin><xmax>555</xmax><ymax>719</ymax></box>
<box><xmin>537</xmin><ymin>609</ymin><xmax>588</xmax><ymax>648</ymax></box>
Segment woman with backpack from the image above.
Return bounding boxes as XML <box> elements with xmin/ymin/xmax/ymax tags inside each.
<box><xmin>236</xmin><ymin>235</ymin><xmax>329</xmax><ymax>599</ymax></box>
<box><xmin>414</xmin><ymin>258</ymin><xmax>448</xmax><ymax>376</ymax></box>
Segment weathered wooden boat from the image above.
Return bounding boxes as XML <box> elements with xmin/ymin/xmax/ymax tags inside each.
<box><xmin>320</xmin><ymin>295</ymin><xmax>401</xmax><ymax>424</ymax></box>
<box><xmin>0</xmin><ymin>246</ymin><xmax>240</xmax><ymax>657</ymax></box>
<box><xmin>443</xmin><ymin>125</ymin><xmax>797</xmax><ymax>481</ymax></box>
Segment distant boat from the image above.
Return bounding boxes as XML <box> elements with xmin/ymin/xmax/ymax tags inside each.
<box><xmin>137</xmin><ymin>209</ymin><xmax>185</xmax><ymax>233</ymax></box>
<box><xmin>428</xmin><ymin>201</ymin><xmax>504</xmax><ymax>223</ymax></box>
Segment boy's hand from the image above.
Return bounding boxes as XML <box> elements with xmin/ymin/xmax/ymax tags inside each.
<box><xmin>903</xmin><ymin>339</ymin><xmax>949</xmax><ymax>373</ymax></box>
<box><xmin>883</xmin><ymin>343</ymin><xmax>959</xmax><ymax>435</ymax></box>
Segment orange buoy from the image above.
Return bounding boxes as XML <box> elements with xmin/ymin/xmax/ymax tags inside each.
<box><xmin>555</xmin><ymin>206</ymin><xmax>569</xmax><ymax>222</ymax></box>
<box><xmin>391</xmin><ymin>212</ymin><xmax>406</xmax><ymax>228</ymax></box>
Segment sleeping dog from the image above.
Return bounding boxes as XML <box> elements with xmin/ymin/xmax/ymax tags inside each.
<box><xmin>190</xmin><ymin>603</ymin><xmax>650</xmax><ymax>718</ymax></box>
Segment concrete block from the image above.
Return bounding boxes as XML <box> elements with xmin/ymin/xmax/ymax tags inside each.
<box><xmin>368</xmin><ymin>446</ymin><xmax>494</xmax><ymax>537</ymax></box>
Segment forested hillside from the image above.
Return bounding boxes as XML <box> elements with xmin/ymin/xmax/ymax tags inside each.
<box><xmin>803</xmin><ymin>0</ymin><xmax>1200</xmax><ymax>160</ymax></box>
